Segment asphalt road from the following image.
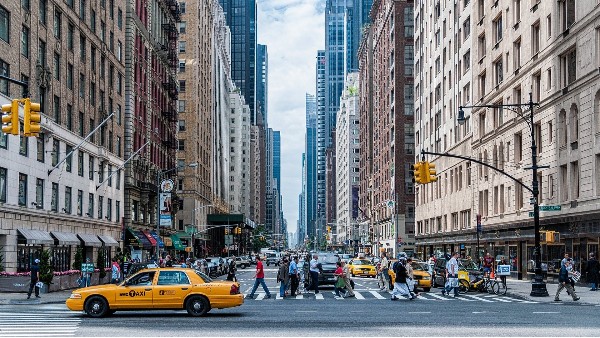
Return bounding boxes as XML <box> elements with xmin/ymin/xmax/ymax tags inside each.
<box><xmin>3</xmin><ymin>267</ymin><xmax>600</xmax><ymax>337</ymax></box>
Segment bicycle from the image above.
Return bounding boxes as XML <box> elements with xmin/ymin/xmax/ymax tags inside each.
<box><xmin>460</xmin><ymin>274</ymin><xmax>507</xmax><ymax>295</ymax></box>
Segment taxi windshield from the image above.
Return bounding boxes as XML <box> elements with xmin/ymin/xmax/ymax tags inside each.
<box><xmin>460</xmin><ymin>259</ymin><xmax>479</xmax><ymax>271</ymax></box>
<box><xmin>411</xmin><ymin>262</ymin><xmax>427</xmax><ymax>271</ymax></box>
<box><xmin>352</xmin><ymin>260</ymin><xmax>372</xmax><ymax>265</ymax></box>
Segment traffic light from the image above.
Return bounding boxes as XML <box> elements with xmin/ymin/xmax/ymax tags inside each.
<box><xmin>24</xmin><ymin>99</ymin><xmax>41</xmax><ymax>136</ymax></box>
<box><xmin>234</xmin><ymin>227</ymin><xmax>241</xmax><ymax>235</ymax></box>
<box><xmin>425</xmin><ymin>161</ymin><xmax>437</xmax><ymax>183</ymax></box>
<box><xmin>326</xmin><ymin>226</ymin><xmax>331</xmax><ymax>233</ymax></box>
<box><xmin>410</xmin><ymin>162</ymin><xmax>426</xmax><ymax>184</ymax></box>
<box><xmin>1</xmin><ymin>99</ymin><xmax>19</xmax><ymax>135</ymax></box>
<box><xmin>224</xmin><ymin>228</ymin><xmax>229</xmax><ymax>235</ymax></box>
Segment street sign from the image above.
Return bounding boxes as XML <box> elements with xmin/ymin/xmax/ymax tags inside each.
<box><xmin>160</xmin><ymin>179</ymin><xmax>174</xmax><ymax>192</ymax></box>
<box><xmin>528</xmin><ymin>212</ymin><xmax>534</xmax><ymax>217</ymax></box>
<box><xmin>539</xmin><ymin>205</ymin><xmax>561</xmax><ymax>211</ymax></box>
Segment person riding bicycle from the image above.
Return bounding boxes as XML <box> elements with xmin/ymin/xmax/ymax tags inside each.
<box><xmin>482</xmin><ymin>252</ymin><xmax>494</xmax><ymax>277</ymax></box>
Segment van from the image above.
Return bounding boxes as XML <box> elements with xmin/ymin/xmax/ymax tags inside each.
<box><xmin>265</xmin><ymin>252</ymin><xmax>281</xmax><ymax>266</ymax></box>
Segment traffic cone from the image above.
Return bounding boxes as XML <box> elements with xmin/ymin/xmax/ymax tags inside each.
<box><xmin>490</xmin><ymin>270</ymin><xmax>495</xmax><ymax>279</ymax></box>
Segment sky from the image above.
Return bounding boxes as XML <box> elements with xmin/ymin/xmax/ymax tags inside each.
<box><xmin>257</xmin><ymin>0</ymin><xmax>326</xmax><ymax>237</ymax></box>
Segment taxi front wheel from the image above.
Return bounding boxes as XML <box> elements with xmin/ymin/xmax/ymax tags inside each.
<box><xmin>186</xmin><ymin>295</ymin><xmax>210</xmax><ymax>317</ymax></box>
<box><xmin>85</xmin><ymin>296</ymin><xmax>109</xmax><ymax>318</ymax></box>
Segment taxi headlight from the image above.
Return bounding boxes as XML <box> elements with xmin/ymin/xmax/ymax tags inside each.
<box><xmin>70</xmin><ymin>293</ymin><xmax>82</xmax><ymax>299</ymax></box>
<box><xmin>422</xmin><ymin>276</ymin><xmax>431</xmax><ymax>280</ymax></box>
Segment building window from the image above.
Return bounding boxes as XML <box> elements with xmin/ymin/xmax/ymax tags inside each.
<box><xmin>560</xmin><ymin>48</ymin><xmax>577</xmax><ymax>87</ymax></box>
<box><xmin>64</xmin><ymin>186</ymin><xmax>72</xmax><ymax>213</ymax></box>
<box><xmin>532</xmin><ymin>21</ymin><xmax>540</xmax><ymax>55</ymax></box>
<box><xmin>178</xmin><ymin>100</ymin><xmax>186</xmax><ymax>112</ymax></box>
<box><xmin>88</xmin><ymin>156</ymin><xmax>94</xmax><ymax>180</ymax></box>
<box><xmin>179</xmin><ymin>80</ymin><xmax>186</xmax><ymax>92</ymax></box>
<box><xmin>66</xmin><ymin>104</ymin><xmax>73</xmax><ymax>131</ymax></box>
<box><xmin>77</xmin><ymin>190</ymin><xmax>83</xmax><ymax>215</ymax></box>
<box><xmin>21</xmin><ymin>25</ymin><xmax>29</xmax><ymax>57</ymax></box>
<box><xmin>560</xmin><ymin>0</ymin><xmax>576</xmax><ymax>31</ymax></box>
<box><xmin>463</xmin><ymin>50</ymin><xmax>470</xmax><ymax>74</ymax></box>
<box><xmin>79</xmin><ymin>73</ymin><xmax>85</xmax><ymax>98</ymax></box>
<box><xmin>0</xmin><ymin>167</ymin><xmax>6</xmax><ymax>202</ymax></box>
<box><xmin>67</xmin><ymin>63</ymin><xmax>73</xmax><ymax>89</ymax></box>
<box><xmin>179</xmin><ymin>41</ymin><xmax>186</xmax><ymax>53</ymax></box>
<box><xmin>0</xmin><ymin>59</ymin><xmax>8</xmax><ymax>95</ymax></box>
<box><xmin>178</xmin><ymin>120</ymin><xmax>185</xmax><ymax>131</ymax></box>
<box><xmin>463</xmin><ymin>16</ymin><xmax>470</xmax><ymax>41</ymax></box>
<box><xmin>494</xmin><ymin>58</ymin><xmax>503</xmax><ymax>86</ymax></box>
<box><xmin>107</xmin><ymin>198</ymin><xmax>112</xmax><ymax>221</ymax></box>
<box><xmin>80</xmin><ymin>0</ymin><xmax>86</xmax><ymax>19</ymax></box>
<box><xmin>479</xmin><ymin>71</ymin><xmax>486</xmax><ymax>99</ymax></box>
<box><xmin>90</xmin><ymin>9</ymin><xmax>96</xmax><ymax>32</ymax></box>
<box><xmin>116</xmin><ymin>200</ymin><xmax>120</xmax><ymax>221</ymax></box>
<box><xmin>78</xmin><ymin>111</ymin><xmax>84</xmax><ymax>136</ymax></box>
<box><xmin>116</xmin><ymin>169</ymin><xmax>120</xmax><ymax>190</ymax></box>
<box><xmin>98</xmin><ymin>196</ymin><xmax>103</xmax><ymax>219</ymax></box>
<box><xmin>493</xmin><ymin>14</ymin><xmax>503</xmax><ymax>44</ymax></box>
<box><xmin>478</xmin><ymin>33</ymin><xmax>486</xmax><ymax>60</ymax></box>
<box><xmin>117</xmin><ymin>8</ymin><xmax>122</xmax><ymax>29</ymax></box>
<box><xmin>513</xmin><ymin>0</ymin><xmax>521</xmax><ymax>24</ymax></box>
<box><xmin>569</xmin><ymin>104</ymin><xmax>579</xmax><ymax>145</ymax></box>
<box><xmin>51</xmin><ymin>182</ymin><xmax>58</xmax><ymax>211</ymax></box>
<box><xmin>79</xmin><ymin>35</ymin><xmax>86</xmax><ymax>61</ymax></box>
<box><xmin>513</xmin><ymin>38</ymin><xmax>521</xmax><ymax>70</ymax></box>
<box><xmin>78</xmin><ymin>151</ymin><xmax>84</xmax><ymax>176</ymax></box>
<box><xmin>36</xmin><ymin>135</ymin><xmax>44</xmax><ymax>162</ymax></box>
<box><xmin>532</xmin><ymin>72</ymin><xmax>541</xmax><ymax>102</ymax></box>
<box><xmin>19</xmin><ymin>134</ymin><xmax>28</xmax><ymax>156</ymax></box>
<box><xmin>179</xmin><ymin>60</ymin><xmax>185</xmax><ymax>73</ymax></box>
<box><xmin>35</xmin><ymin>178</ymin><xmax>43</xmax><ymax>208</ymax></box>
<box><xmin>179</xmin><ymin>22</ymin><xmax>186</xmax><ymax>34</ymax></box>
<box><xmin>65</xmin><ymin>145</ymin><xmax>73</xmax><ymax>172</ymax></box>
<box><xmin>18</xmin><ymin>173</ymin><xmax>27</xmax><ymax>206</ymax></box>
<box><xmin>53</xmin><ymin>9</ymin><xmax>61</xmax><ymax>38</ymax></box>
<box><xmin>67</xmin><ymin>23</ymin><xmax>74</xmax><ymax>50</ymax></box>
<box><xmin>88</xmin><ymin>193</ymin><xmax>94</xmax><ymax>217</ymax></box>
<box><xmin>38</xmin><ymin>39</ymin><xmax>46</xmax><ymax>66</ymax></box>
<box><xmin>51</xmin><ymin>139</ymin><xmax>59</xmax><ymax>166</ymax></box>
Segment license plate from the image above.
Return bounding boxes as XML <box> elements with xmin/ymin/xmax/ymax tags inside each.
<box><xmin>329</xmin><ymin>277</ymin><xmax>335</xmax><ymax>281</ymax></box>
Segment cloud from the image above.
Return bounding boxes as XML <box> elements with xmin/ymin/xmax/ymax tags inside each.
<box><xmin>257</xmin><ymin>0</ymin><xmax>324</xmax><ymax>237</ymax></box>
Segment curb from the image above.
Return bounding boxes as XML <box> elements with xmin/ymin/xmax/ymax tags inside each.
<box><xmin>0</xmin><ymin>299</ymin><xmax>66</xmax><ymax>305</ymax></box>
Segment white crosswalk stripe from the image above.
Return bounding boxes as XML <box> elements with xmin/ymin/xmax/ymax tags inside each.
<box><xmin>241</xmin><ymin>290</ymin><xmax>537</xmax><ymax>303</ymax></box>
<box><xmin>0</xmin><ymin>311</ymin><xmax>81</xmax><ymax>337</ymax></box>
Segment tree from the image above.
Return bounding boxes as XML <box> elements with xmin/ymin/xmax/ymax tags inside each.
<box><xmin>72</xmin><ymin>247</ymin><xmax>83</xmax><ymax>270</ymax></box>
<box><xmin>39</xmin><ymin>249</ymin><xmax>54</xmax><ymax>285</ymax></box>
<box><xmin>251</xmin><ymin>225</ymin><xmax>270</xmax><ymax>252</ymax></box>
<box><xmin>97</xmin><ymin>249</ymin><xmax>107</xmax><ymax>280</ymax></box>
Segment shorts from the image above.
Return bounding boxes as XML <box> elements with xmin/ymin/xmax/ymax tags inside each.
<box><xmin>483</xmin><ymin>267</ymin><xmax>492</xmax><ymax>273</ymax></box>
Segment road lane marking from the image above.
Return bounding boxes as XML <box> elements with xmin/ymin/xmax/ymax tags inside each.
<box><xmin>295</xmin><ymin>310</ymin><xmax>317</xmax><ymax>313</ymax></box>
<box><xmin>426</xmin><ymin>293</ymin><xmax>451</xmax><ymax>300</ymax></box>
<box><xmin>408</xmin><ymin>311</ymin><xmax>431</xmax><ymax>314</ymax></box>
<box><xmin>369</xmin><ymin>291</ymin><xmax>386</xmax><ymax>299</ymax></box>
<box><xmin>533</xmin><ymin>311</ymin><xmax>560</xmax><ymax>314</ymax></box>
<box><xmin>276</xmin><ymin>294</ymin><xmax>284</xmax><ymax>300</ymax></box>
<box><xmin>491</xmin><ymin>297</ymin><xmax>513</xmax><ymax>303</ymax></box>
<box><xmin>463</xmin><ymin>294</ymin><xmax>494</xmax><ymax>302</ymax></box>
<box><xmin>353</xmin><ymin>291</ymin><xmax>365</xmax><ymax>299</ymax></box>
<box><xmin>296</xmin><ymin>294</ymin><xmax>303</xmax><ymax>299</ymax></box>
<box><xmin>315</xmin><ymin>293</ymin><xmax>324</xmax><ymax>300</ymax></box>
<box><xmin>255</xmin><ymin>293</ymin><xmax>266</xmax><ymax>300</ymax></box>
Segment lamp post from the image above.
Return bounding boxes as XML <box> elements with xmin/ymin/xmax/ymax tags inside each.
<box><xmin>155</xmin><ymin>162</ymin><xmax>198</xmax><ymax>264</ymax></box>
<box><xmin>457</xmin><ymin>92</ymin><xmax>548</xmax><ymax>297</ymax></box>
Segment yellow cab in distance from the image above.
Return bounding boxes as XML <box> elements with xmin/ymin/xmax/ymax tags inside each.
<box><xmin>386</xmin><ymin>260</ymin><xmax>432</xmax><ymax>292</ymax></box>
<box><xmin>347</xmin><ymin>258</ymin><xmax>377</xmax><ymax>277</ymax></box>
<box><xmin>66</xmin><ymin>268</ymin><xmax>243</xmax><ymax>317</ymax></box>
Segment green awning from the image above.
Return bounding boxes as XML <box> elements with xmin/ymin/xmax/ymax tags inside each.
<box><xmin>170</xmin><ymin>234</ymin><xmax>185</xmax><ymax>251</ymax></box>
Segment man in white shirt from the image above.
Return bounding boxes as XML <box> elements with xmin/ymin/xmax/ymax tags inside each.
<box><xmin>309</xmin><ymin>254</ymin><xmax>320</xmax><ymax>294</ymax></box>
<box><xmin>379</xmin><ymin>252</ymin><xmax>390</xmax><ymax>291</ymax></box>
<box><xmin>442</xmin><ymin>252</ymin><xmax>460</xmax><ymax>297</ymax></box>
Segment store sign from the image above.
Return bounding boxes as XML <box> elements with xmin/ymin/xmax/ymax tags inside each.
<box><xmin>159</xmin><ymin>193</ymin><xmax>173</xmax><ymax>226</ymax></box>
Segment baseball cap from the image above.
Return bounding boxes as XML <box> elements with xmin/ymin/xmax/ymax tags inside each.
<box><xmin>34</xmin><ymin>259</ymin><xmax>40</xmax><ymax>263</ymax></box>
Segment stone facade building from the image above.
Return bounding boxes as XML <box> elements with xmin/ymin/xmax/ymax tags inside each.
<box><xmin>415</xmin><ymin>0</ymin><xmax>600</xmax><ymax>279</ymax></box>
<box><xmin>0</xmin><ymin>0</ymin><xmax>125</xmax><ymax>272</ymax></box>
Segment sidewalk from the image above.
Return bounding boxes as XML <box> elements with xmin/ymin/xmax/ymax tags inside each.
<box><xmin>0</xmin><ymin>289</ymin><xmax>73</xmax><ymax>305</ymax></box>
<box><xmin>505</xmin><ymin>278</ymin><xmax>600</xmax><ymax>305</ymax></box>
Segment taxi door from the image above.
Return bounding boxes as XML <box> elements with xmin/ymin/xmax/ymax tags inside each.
<box><xmin>153</xmin><ymin>270</ymin><xmax>193</xmax><ymax>308</ymax></box>
<box><xmin>114</xmin><ymin>271</ymin><xmax>155</xmax><ymax>309</ymax></box>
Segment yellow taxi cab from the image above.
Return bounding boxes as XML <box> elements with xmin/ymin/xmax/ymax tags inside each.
<box><xmin>347</xmin><ymin>258</ymin><xmax>377</xmax><ymax>277</ymax></box>
<box><xmin>387</xmin><ymin>260</ymin><xmax>432</xmax><ymax>292</ymax></box>
<box><xmin>66</xmin><ymin>268</ymin><xmax>243</xmax><ymax>317</ymax></box>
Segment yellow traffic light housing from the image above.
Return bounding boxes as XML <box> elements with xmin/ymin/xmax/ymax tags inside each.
<box><xmin>426</xmin><ymin>162</ymin><xmax>437</xmax><ymax>183</ymax></box>
<box><xmin>411</xmin><ymin>162</ymin><xmax>427</xmax><ymax>184</ymax></box>
<box><xmin>1</xmin><ymin>100</ymin><xmax>19</xmax><ymax>135</ymax></box>
<box><xmin>24</xmin><ymin>98</ymin><xmax>41</xmax><ymax>136</ymax></box>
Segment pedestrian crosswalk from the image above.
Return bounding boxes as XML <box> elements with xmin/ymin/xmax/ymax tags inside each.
<box><xmin>0</xmin><ymin>310</ymin><xmax>81</xmax><ymax>337</ymax></box>
<box><xmin>243</xmin><ymin>290</ymin><xmax>538</xmax><ymax>304</ymax></box>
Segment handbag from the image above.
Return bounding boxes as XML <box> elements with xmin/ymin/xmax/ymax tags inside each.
<box><xmin>35</xmin><ymin>281</ymin><xmax>44</xmax><ymax>288</ymax></box>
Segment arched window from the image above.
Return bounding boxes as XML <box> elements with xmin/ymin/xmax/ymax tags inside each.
<box><xmin>569</xmin><ymin>103</ymin><xmax>579</xmax><ymax>145</ymax></box>
<box><xmin>559</xmin><ymin>109</ymin><xmax>567</xmax><ymax>147</ymax></box>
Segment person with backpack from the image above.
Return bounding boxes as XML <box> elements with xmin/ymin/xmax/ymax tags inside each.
<box><xmin>226</xmin><ymin>256</ymin><xmax>237</xmax><ymax>281</ymax></box>
<box><xmin>390</xmin><ymin>256</ymin><xmax>415</xmax><ymax>300</ymax></box>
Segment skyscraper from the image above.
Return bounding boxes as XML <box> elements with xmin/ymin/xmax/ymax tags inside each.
<box><xmin>273</xmin><ymin>131</ymin><xmax>281</xmax><ymax>193</ymax></box>
<box><xmin>218</xmin><ymin>0</ymin><xmax>257</xmax><ymax>124</ymax></box>
<box><xmin>256</xmin><ymin>44</ymin><xmax>268</xmax><ymax>127</ymax></box>
<box><xmin>305</xmin><ymin>93</ymin><xmax>318</xmax><ymax>241</ymax></box>
<box><xmin>315</xmin><ymin>51</ymin><xmax>327</xmax><ymax>235</ymax></box>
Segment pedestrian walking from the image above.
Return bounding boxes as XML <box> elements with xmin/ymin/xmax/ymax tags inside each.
<box><xmin>341</xmin><ymin>260</ymin><xmax>355</xmax><ymax>297</ymax></box>
<box><xmin>406</xmin><ymin>258</ymin><xmax>419</xmax><ymax>297</ymax></box>
<box><xmin>289</xmin><ymin>256</ymin><xmax>300</xmax><ymax>296</ymax></box>
<box><xmin>111</xmin><ymin>258</ymin><xmax>121</xmax><ymax>284</ymax></box>
<box><xmin>427</xmin><ymin>254</ymin><xmax>436</xmax><ymax>277</ymax></box>
<box><xmin>442</xmin><ymin>252</ymin><xmax>460</xmax><ymax>297</ymax></box>
<box><xmin>81</xmin><ymin>258</ymin><xmax>94</xmax><ymax>287</ymax></box>
<box><xmin>27</xmin><ymin>258</ymin><xmax>41</xmax><ymax>299</ymax></box>
<box><xmin>277</xmin><ymin>258</ymin><xmax>290</xmax><ymax>297</ymax></box>
<box><xmin>247</xmin><ymin>255</ymin><xmax>272</xmax><ymax>299</ymax></box>
<box><xmin>165</xmin><ymin>255</ymin><xmax>173</xmax><ymax>267</ymax></box>
<box><xmin>390</xmin><ymin>257</ymin><xmax>414</xmax><ymax>300</ymax></box>
<box><xmin>555</xmin><ymin>258</ymin><xmax>580</xmax><ymax>301</ymax></box>
<box><xmin>334</xmin><ymin>261</ymin><xmax>345</xmax><ymax>299</ymax></box>
<box><xmin>309</xmin><ymin>254</ymin><xmax>320</xmax><ymax>294</ymax></box>
<box><xmin>586</xmin><ymin>253</ymin><xmax>599</xmax><ymax>291</ymax></box>
<box><xmin>227</xmin><ymin>256</ymin><xmax>237</xmax><ymax>281</ymax></box>
<box><xmin>378</xmin><ymin>252</ymin><xmax>390</xmax><ymax>291</ymax></box>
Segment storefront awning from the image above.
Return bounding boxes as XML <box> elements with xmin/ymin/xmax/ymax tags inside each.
<box><xmin>170</xmin><ymin>234</ymin><xmax>185</xmax><ymax>251</ymax></box>
<box><xmin>143</xmin><ymin>231</ymin><xmax>157</xmax><ymax>246</ymax></box>
<box><xmin>17</xmin><ymin>229</ymin><xmax>54</xmax><ymax>245</ymax></box>
<box><xmin>136</xmin><ymin>230</ymin><xmax>153</xmax><ymax>249</ymax></box>
<box><xmin>77</xmin><ymin>234</ymin><xmax>103</xmax><ymax>247</ymax></box>
<box><xmin>98</xmin><ymin>235</ymin><xmax>119</xmax><ymax>247</ymax></box>
<box><xmin>150</xmin><ymin>231</ymin><xmax>165</xmax><ymax>248</ymax></box>
<box><xmin>50</xmin><ymin>231</ymin><xmax>80</xmax><ymax>245</ymax></box>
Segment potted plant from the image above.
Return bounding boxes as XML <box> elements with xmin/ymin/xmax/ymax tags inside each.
<box><xmin>72</xmin><ymin>247</ymin><xmax>83</xmax><ymax>270</ymax></box>
<box><xmin>39</xmin><ymin>249</ymin><xmax>54</xmax><ymax>293</ymax></box>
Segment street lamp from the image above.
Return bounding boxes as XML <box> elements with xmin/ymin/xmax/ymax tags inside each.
<box><xmin>457</xmin><ymin>92</ymin><xmax>548</xmax><ymax>297</ymax></box>
<box><xmin>155</xmin><ymin>162</ymin><xmax>198</xmax><ymax>263</ymax></box>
